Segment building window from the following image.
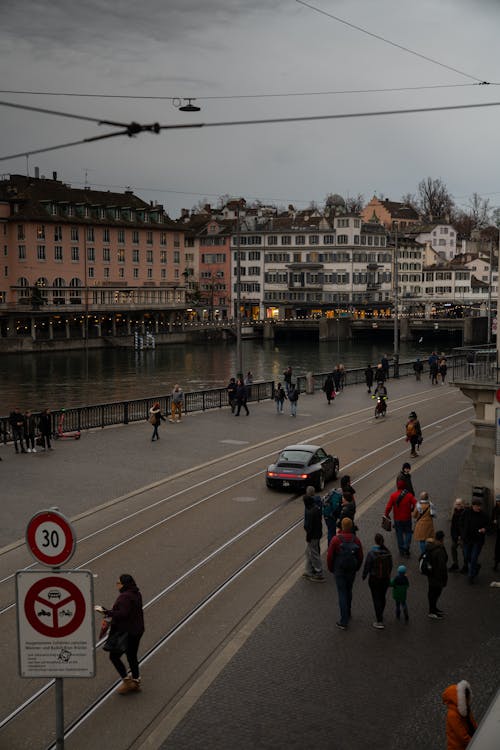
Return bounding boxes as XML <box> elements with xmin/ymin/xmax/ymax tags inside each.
<box><xmin>37</xmin><ymin>245</ymin><xmax>46</xmax><ymax>260</ymax></box>
<box><xmin>133</xmin><ymin>249</ymin><xmax>139</xmax><ymax>263</ymax></box>
<box><xmin>118</xmin><ymin>229</ymin><xmax>125</xmax><ymax>244</ymax></box>
<box><xmin>133</xmin><ymin>268</ymin><xmax>139</xmax><ymax>279</ymax></box>
<box><xmin>18</xmin><ymin>245</ymin><xmax>26</xmax><ymax>260</ymax></box>
<box><xmin>117</xmin><ymin>249</ymin><xmax>125</xmax><ymax>263</ymax></box>
<box><xmin>309</xmin><ymin>235</ymin><xmax>319</xmax><ymax>245</ymax></box>
<box><xmin>324</xmin><ymin>235</ymin><xmax>335</xmax><ymax>245</ymax></box>
<box><xmin>54</xmin><ymin>246</ymin><xmax>63</xmax><ymax>261</ymax></box>
<box><xmin>103</xmin><ymin>228</ymin><xmax>110</xmax><ymax>243</ymax></box>
<box><xmin>173</xmin><ymin>233</ymin><xmax>180</xmax><ymax>248</ymax></box>
<box><xmin>147</xmin><ymin>268</ymin><xmax>153</xmax><ymax>279</ymax></box>
<box><xmin>87</xmin><ymin>247</ymin><xmax>95</xmax><ymax>261</ymax></box>
<box><xmin>71</xmin><ymin>247</ymin><xmax>79</xmax><ymax>261</ymax></box>
<box><xmin>103</xmin><ymin>247</ymin><xmax>110</xmax><ymax>262</ymax></box>
<box><xmin>268</xmin><ymin>236</ymin><xmax>278</xmax><ymax>246</ymax></box>
<box><xmin>160</xmin><ymin>232</ymin><xmax>167</xmax><ymax>246</ymax></box>
<box><xmin>146</xmin><ymin>231</ymin><xmax>153</xmax><ymax>245</ymax></box>
<box><xmin>86</xmin><ymin>227</ymin><xmax>94</xmax><ymax>242</ymax></box>
<box><xmin>337</xmin><ymin>235</ymin><xmax>348</xmax><ymax>244</ymax></box>
<box><xmin>37</xmin><ymin>225</ymin><xmax>45</xmax><ymax>239</ymax></box>
<box><xmin>88</xmin><ymin>267</ymin><xmax>95</xmax><ymax>278</ymax></box>
<box><xmin>293</xmin><ymin>253</ymin><xmax>301</xmax><ymax>262</ymax></box>
<box><xmin>161</xmin><ymin>268</ymin><xmax>166</xmax><ymax>279</ymax></box>
<box><xmin>174</xmin><ymin>251</ymin><xmax>180</xmax><ymax>263</ymax></box>
<box><xmin>17</xmin><ymin>225</ymin><xmax>25</xmax><ymax>240</ymax></box>
<box><xmin>54</xmin><ymin>225</ymin><xmax>63</xmax><ymax>241</ymax></box>
<box><xmin>174</xmin><ymin>268</ymin><xmax>179</xmax><ymax>279</ymax></box>
<box><xmin>104</xmin><ymin>267</ymin><xmax>110</xmax><ymax>278</ymax></box>
<box><xmin>295</xmin><ymin>235</ymin><xmax>305</xmax><ymax>245</ymax></box>
<box><xmin>71</xmin><ymin>227</ymin><xmax>79</xmax><ymax>241</ymax></box>
<box><xmin>146</xmin><ymin>250</ymin><xmax>153</xmax><ymax>263</ymax></box>
<box><xmin>132</xmin><ymin>230</ymin><xmax>139</xmax><ymax>244</ymax></box>
<box><xmin>160</xmin><ymin>250</ymin><xmax>167</xmax><ymax>264</ymax></box>
<box><xmin>119</xmin><ymin>267</ymin><xmax>124</xmax><ymax>278</ymax></box>
<box><xmin>281</xmin><ymin>235</ymin><xmax>291</xmax><ymax>245</ymax></box>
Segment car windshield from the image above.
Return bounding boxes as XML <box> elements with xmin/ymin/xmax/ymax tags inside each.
<box><xmin>278</xmin><ymin>449</ymin><xmax>313</xmax><ymax>466</ymax></box>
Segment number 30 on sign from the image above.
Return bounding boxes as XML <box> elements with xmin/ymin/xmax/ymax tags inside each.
<box><xmin>25</xmin><ymin>510</ymin><xmax>76</xmax><ymax>568</ymax></box>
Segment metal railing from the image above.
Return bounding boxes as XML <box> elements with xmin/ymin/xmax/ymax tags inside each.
<box><xmin>451</xmin><ymin>349</ymin><xmax>499</xmax><ymax>385</ymax></box>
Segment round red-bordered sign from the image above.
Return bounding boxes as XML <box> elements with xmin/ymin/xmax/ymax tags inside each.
<box><xmin>26</xmin><ymin>510</ymin><xmax>76</xmax><ymax>567</ymax></box>
<box><xmin>24</xmin><ymin>575</ymin><xmax>86</xmax><ymax>637</ymax></box>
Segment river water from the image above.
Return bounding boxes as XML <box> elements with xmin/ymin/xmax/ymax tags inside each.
<box><xmin>0</xmin><ymin>336</ymin><xmax>449</xmax><ymax>414</ymax></box>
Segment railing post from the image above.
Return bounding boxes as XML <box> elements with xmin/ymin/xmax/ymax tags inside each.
<box><xmin>124</xmin><ymin>402</ymin><xmax>129</xmax><ymax>425</ymax></box>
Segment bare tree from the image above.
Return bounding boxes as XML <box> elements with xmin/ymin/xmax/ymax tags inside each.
<box><xmin>400</xmin><ymin>192</ymin><xmax>419</xmax><ymax>213</ymax></box>
<box><xmin>344</xmin><ymin>193</ymin><xmax>365</xmax><ymax>214</ymax></box>
<box><xmin>417</xmin><ymin>177</ymin><xmax>454</xmax><ymax>221</ymax></box>
<box><xmin>468</xmin><ymin>192</ymin><xmax>491</xmax><ymax>228</ymax></box>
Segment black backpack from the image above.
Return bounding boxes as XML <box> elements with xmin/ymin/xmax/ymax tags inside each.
<box><xmin>372</xmin><ymin>549</ymin><xmax>392</xmax><ymax>579</ymax></box>
<box><xmin>419</xmin><ymin>550</ymin><xmax>432</xmax><ymax>576</ymax></box>
<box><xmin>335</xmin><ymin>535</ymin><xmax>359</xmax><ymax>574</ymax></box>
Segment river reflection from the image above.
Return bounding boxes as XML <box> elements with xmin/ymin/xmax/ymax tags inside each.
<box><xmin>1</xmin><ymin>337</ymin><xmax>441</xmax><ymax>413</ymax></box>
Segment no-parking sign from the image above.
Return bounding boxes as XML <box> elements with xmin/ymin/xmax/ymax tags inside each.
<box><xmin>25</xmin><ymin>509</ymin><xmax>76</xmax><ymax>567</ymax></box>
<box><xmin>16</xmin><ymin>570</ymin><xmax>95</xmax><ymax>678</ymax></box>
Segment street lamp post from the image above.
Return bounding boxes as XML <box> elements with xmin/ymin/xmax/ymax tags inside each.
<box><xmin>393</xmin><ymin>227</ymin><xmax>399</xmax><ymax>377</ymax></box>
<box><xmin>235</xmin><ymin>205</ymin><xmax>243</xmax><ymax>377</ymax></box>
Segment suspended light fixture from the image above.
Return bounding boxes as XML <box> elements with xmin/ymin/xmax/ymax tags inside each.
<box><xmin>175</xmin><ymin>97</ymin><xmax>201</xmax><ymax>112</ymax></box>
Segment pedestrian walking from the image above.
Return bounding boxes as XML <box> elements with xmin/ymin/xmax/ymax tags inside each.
<box><xmin>390</xmin><ymin>564</ymin><xmax>409</xmax><ymax>622</ymax></box>
<box><xmin>413</xmin><ymin>357</ymin><xmax>424</xmax><ymax>381</ymax></box>
<box><xmin>227</xmin><ymin>377</ymin><xmax>237</xmax><ymax>413</ymax></box>
<box><xmin>323</xmin><ymin>373</ymin><xmax>335</xmax><ymax>404</ymax></box>
<box><xmin>283</xmin><ymin>365</ymin><xmax>292</xmax><ymax>395</ymax></box>
<box><xmin>234</xmin><ymin>378</ymin><xmax>249</xmax><ymax>416</ymax></box>
<box><xmin>449</xmin><ymin>498</ymin><xmax>466</xmax><ymax>572</ymax></box>
<box><xmin>430</xmin><ymin>358</ymin><xmax>439</xmax><ymax>385</ymax></box>
<box><xmin>413</xmin><ymin>493</ymin><xmax>435</xmax><ymax>554</ymax></box>
<box><xmin>381</xmin><ymin>353</ymin><xmax>390</xmax><ymax>380</ymax></box>
<box><xmin>424</xmin><ymin>530</ymin><xmax>448</xmax><ymax>618</ymax></box>
<box><xmin>9</xmin><ymin>407</ymin><xmax>26</xmax><ymax>454</ymax></box>
<box><xmin>38</xmin><ymin>408</ymin><xmax>53</xmax><ymax>451</ymax></box>
<box><xmin>492</xmin><ymin>495</ymin><xmax>500</xmax><ymax>572</ymax></box>
<box><xmin>170</xmin><ymin>384</ymin><xmax>184</xmax><ymax>422</ymax></box>
<box><xmin>442</xmin><ymin>680</ymin><xmax>477</xmax><ymax>749</ymax></box>
<box><xmin>362</xmin><ymin>533</ymin><xmax>393</xmax><ymax>629</ymax></box>
<box><xmin>327</xmin><ymin>517</ymin><xmax>363</xmax><ymax>631</ymax></box>
<box><xmin>340</xmin><ymin>474</ymin><xmax>356</xmax><ymax>500</ymax></box>
<box><xmin>365</xmin><ymin>364</ymin><xmax>374</xmax><ymax>394</ymax></box>
<box><xmin>384</xmin><ymin>480</ymin><xmax>417</xmax><ymax>557</ymax></box>
<box><xmin>149</xmin><ymin>401</ymin><xmax>165</xmax><ymax>440</ymax></box>
<box><xmin>439</xmin><ymin>357</ymin><xmax>448</xmax><ymax>385</ymax></box>
<box><xmin>322</xmin><ymin>486</ymin><xmax>343</xmax><ymax>545</ymax></box>
<box><xmin>338</xmin><ymin>492</ymin><xmax>356</xmax><ymax>529</ymax></box>
<box><xmin>338</xmin><ymin>363</ymin><xmax>346</xmax><ymax>390</ymax></box>
<box><xmin>274</xmin><ymin>382</ymin><xmax>286</xmax><ymax>413</ymax></box>
<box><xmin>96</xmin><ymin>573</ymin><xmax>145</xmax><ymax>694</ymax></box>
<box><xmin>288</xmin><ymin>382</ymin><xmax>299</xmax><ymax>417</ymax></box>
<box><xmin>24</xmin><ymin>410</ymin><xmax>37</xmax><ymax>453</ymax></box>
<box><xmin>460</xmin><ymin>498</ymin><xmax>489</xmax><ymax>583</ymax></box>
<box><xmin>302</xmin><ymin>486</ymin><xmax>325</xmax><ymax>582</ymax></box>
<box><xmin>332</xmin><ymin>365</ymin><xmax>342</xmax><ymax>394</ymax></box>
<box><xmin>396</xmin><ymin>462</ymin><xmax>415</xmax><ymax>495</ymax></box>
<box><xmin>374</xmin><ymin>363</ymin><xmax>385</xmax><ymax>386</ymax></box>
<box><xmin>405</xmin><ymin>411</ymin><xmax>422</xmax><ymax>457</ymax></box>
<box><xmin>244</xmin><ymin>371</ymin><xmax>253</xmax><ymax>399</ymax></box>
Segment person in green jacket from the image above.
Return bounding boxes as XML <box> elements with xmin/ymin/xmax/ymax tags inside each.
<box><xmin>390</xmin><ymin>564</ymin><xmax>410</xmax><ymax>621</ymax></box>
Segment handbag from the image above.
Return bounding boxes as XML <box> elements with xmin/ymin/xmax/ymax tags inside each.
<box><xmin>381</xmin><ymin>515</ymin><xmax>392</xmax><ymax>532</ymax></box>
<box><xmin>103</xmin><ymin>630</ymin><xmax>128</xmax><ymax>654</ymax></box>
<box><xmin>149</xmin><ymin>413</ymin><xmax>156</xmax><ymax>425</ymax></box>
<box><xmin>99</xmin><ymin>618</ymin><xmax>111</xmax><ymax>639</ymax></box>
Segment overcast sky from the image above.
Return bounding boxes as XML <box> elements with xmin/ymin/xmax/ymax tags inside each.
<box><xmin>1</xmin><ymin>0</ymin><xmax>500</xmax><ymax>218</ymax></box>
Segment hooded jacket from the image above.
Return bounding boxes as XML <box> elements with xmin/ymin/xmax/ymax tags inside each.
<box><xmin>442</xmin><ymin>680</ymin><xmax>477</xmax><ymax>749</ymax></box>
<box><xmin>106</xmin><ymin>584</ymin><xmax>145</xmax><ymax>636</ymax></box>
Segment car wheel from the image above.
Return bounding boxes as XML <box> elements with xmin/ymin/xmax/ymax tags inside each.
<box><xmin>316</xmin><ymin>472</ymin><xmax>325</xmax><ymax>492</ymax></box>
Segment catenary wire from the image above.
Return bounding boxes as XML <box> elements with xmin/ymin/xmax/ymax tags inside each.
<box><xmin>2</xmin><ymin>98</ymin><xmax>500</xmax><ymax>163</ymax></box>
<box><xmin>295</xmin><ymin>0</ymin><xmax>488</xmax><ymax>84</ymax></box>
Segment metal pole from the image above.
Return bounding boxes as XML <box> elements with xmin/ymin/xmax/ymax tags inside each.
<box><xmin>55</xmin><ymin>677</ymin><xmax>64</xmax><ymax>749</ymax></box>
<box><xmin>235</xmin><ymin>205</ymin><xmax>243</xmax><ymax>377</ymax></box>
<box><xmin>487</xmin><ymin>241</ymin><xmax>493</xmax><ymax>345</ymax></box>
<box><xmin>393</xmin><ymin>228</ymin><xmax>399</xmax><ymax>377</ymax></box>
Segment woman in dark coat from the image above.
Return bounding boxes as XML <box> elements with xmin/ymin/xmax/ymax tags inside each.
<box><xmin>99</xmin><ymin>574</ymin><xmax>145</xmax><ymax>694</ymax></box>
<box><xmin>323</xmin><ymin>374</ymin><xmax>335</xmax><ymax>405</ymax></box>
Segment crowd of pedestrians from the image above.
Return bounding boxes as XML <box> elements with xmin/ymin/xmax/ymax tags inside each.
<box><xmin>6</xmin><ymin>406</ymin><xmax>54</xmax><ymax>455</ymax></box>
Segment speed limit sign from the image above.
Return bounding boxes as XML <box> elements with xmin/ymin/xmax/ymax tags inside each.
<box><xmin>25</xmin><ymin>509</ymin><xmax>76</xmax><ymax>567</ymax></box>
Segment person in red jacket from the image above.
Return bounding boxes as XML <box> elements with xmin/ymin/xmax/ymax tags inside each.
<box><xmin>442</xmin><ymin>680</ymin><xmax>477</xmax><ymax>749</ymax></box>
<box><xmin>327</xmin><ymin>517</ymin><xmax>363</xmax><ymax>630</ymax></box>
<box><xmin>384</xmin><ymin>479</ymin><xmax>417</xmax><ymax>557</ymax></box>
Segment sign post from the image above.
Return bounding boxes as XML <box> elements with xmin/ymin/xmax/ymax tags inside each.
<box><xmin>18</xmin><ymin>510</ymin><xmax>94</xmax><ymax>750</ymax></box>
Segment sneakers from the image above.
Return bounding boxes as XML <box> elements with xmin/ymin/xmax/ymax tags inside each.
<box><xmin>372</xmin><ymin>622</ymin><xmax>385</xmax><ymax>629</ymax></box>
<box><xmin>117</xmin><ymin>678</ymin><xmax>135</xmax><ymax>694</ymax></box>
<box><xmin>27</xmin><ymin>448</ymin><xmax>32</xmax><ymax>453</ymax></box>
<box><xmin>302</xmin><ymin>573</ymin><xmax>325</xmax><ymax>582</ymax></box>
<box><xmin>32</xmin><ymin>448</ymin><xmax>36</xmax><ymax>453</ymax></box>
<box><xmin>428</xmin><ymin>612</ymin><xmax>444</xmax><ymax>619</ymax></box>
<box><xmin>335</xmin><ymin>622</ymin><xmax>346</xmax><ymax>631</ymax></box>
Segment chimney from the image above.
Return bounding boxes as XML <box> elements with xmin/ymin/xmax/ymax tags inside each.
<box><xmin>35</xmin><ymin>166</ymin><xmax>40</xmax><ymax>179</ymax></box>
<box><xmin>181</xmin><ymin>208</ymin><xmax>189</xmax><ymax>218</ymax></box>
<box><xmin>52</xmin><ymin>171</ymin><xmax>57</xmax><ymax>181</ymax></box>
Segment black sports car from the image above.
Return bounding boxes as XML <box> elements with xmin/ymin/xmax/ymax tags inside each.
<box><xmin>266</xmin><ymin>444</ymin><xmax>339</xmax><ymax>491</ymax></box>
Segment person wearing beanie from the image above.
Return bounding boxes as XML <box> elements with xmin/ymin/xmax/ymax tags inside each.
<box><xmin>396</xmin><ymin>462</ymin><xmax>415</xmax><ymax>495</ymax></box>
<box><xmin>442</xmin><ymin>680</ymin><xmax>477</xmax><ymax>749</ymax></box>
<box><xmin>389</xmin><ymin>564</ymin><xmax>410</xmax><ymax>621</ymax></box>
<box><xmin>425</xmin><ymin>530</ymin><xmax>448</xmax><ymax>619</ymax></box>
<box><xmin>405</xmin><ymin>411</ymin><xmax>422</xmax><ymax>458</ymax></box>
<box><xmin>362</xmin><ymin>533</ymin><xmax>393</xmax><ymax>629</ymax></box>
<box><xmin>327</xmin><ymin>517</ymin><xmax>363</xmax><ymax>630</ymax></box>
<box><xmin>384</xmin><ymin>480</ymin><xmax>417</xmax><ymax>557</ymax></box>
<box><xmin>302</xmin><ymin>487</ymin><xmax>325</xmax><ymax>582</ymax></box>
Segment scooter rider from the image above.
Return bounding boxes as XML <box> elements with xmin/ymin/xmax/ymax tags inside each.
<box><xmin>373</xmin><ymin>381</ymin><xmax>388</xmax><ymax>414</ymax></box>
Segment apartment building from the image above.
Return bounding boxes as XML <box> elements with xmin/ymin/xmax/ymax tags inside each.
<box><xmin>0</xmin><ymin>173</ymin><xmax>186</xmax><ymax>340</ymax></box>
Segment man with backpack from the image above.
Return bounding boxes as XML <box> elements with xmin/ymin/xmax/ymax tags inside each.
<box><xmin>362</xmin><ymin>533</ymin><xmax>393</xmax><ymax>629</ymax></box>
<box><xmin>384</xmin><ymin>479</ymin><xmax>417</xmax><ymax>557</ymax></box>
<box><xmin>327</xmin><ymin>517</ymin><xmax>363</xmax><ymax>630</ymax></box>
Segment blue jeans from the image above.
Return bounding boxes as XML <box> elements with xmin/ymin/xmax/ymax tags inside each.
<box><xmin>394</xmin><ymin>520</ymin><xmax>412</xmax><ymax>555</ymax></box>
<box><xmin>326</xmin><ymin>518</ymin><xmax>337</xmax><ymax>546</ymax></box>
<box><xmin>335</xmin><ymin>572</ymin><xmax>355</xmax><ymax>626</ymax></box>
<box><xmin>463</xmin><ymin>540</ymin><xmax>484</xmax><ymax>578</ymax></box>
<box><xmin>290</xmin><ymin>401</ymin><xmax>297</xmax><ymax>416</ymax></box>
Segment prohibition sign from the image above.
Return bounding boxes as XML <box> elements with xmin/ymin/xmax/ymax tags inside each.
<box><xmin>24</xmin><ymin>575</ymin><xmax>86</xmax><ymax>637</ymax></box>
<box><xmin>26</xmin><ymin>510</ymin><xmax>76</xmax><ymax>567</ymax></box>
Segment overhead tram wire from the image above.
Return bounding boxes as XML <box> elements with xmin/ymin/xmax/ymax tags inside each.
<box><xmin>295</xmin><ymin>0</ymin><xmax>489</xmax><ymax>85</ymax></box>
<box><xmin>2</xmin><ymin>98</ymin><xmax>500</xmax><ymax>162</ymax></box>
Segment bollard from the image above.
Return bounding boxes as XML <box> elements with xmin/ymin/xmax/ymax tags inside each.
<box><xmin>306</xmin><ymin>371</ymin><xmax>314</xmax><ymax>394</ymax></box>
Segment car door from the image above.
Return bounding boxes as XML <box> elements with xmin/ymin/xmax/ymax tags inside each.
<box><xmin>313</xmin><ymin>448</ymin><xmax>334</xmax><ymax>479</ymax></box>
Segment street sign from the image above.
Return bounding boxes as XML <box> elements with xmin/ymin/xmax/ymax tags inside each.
<box><xmin>25</xmin><ymin>509</ymin><xmax>76</xmax><ymax>567</ymax></box>
<box><xmin>16</xmin><ymin>570</ymin><xmax>95</xmax><ymax>678</ymax></box>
